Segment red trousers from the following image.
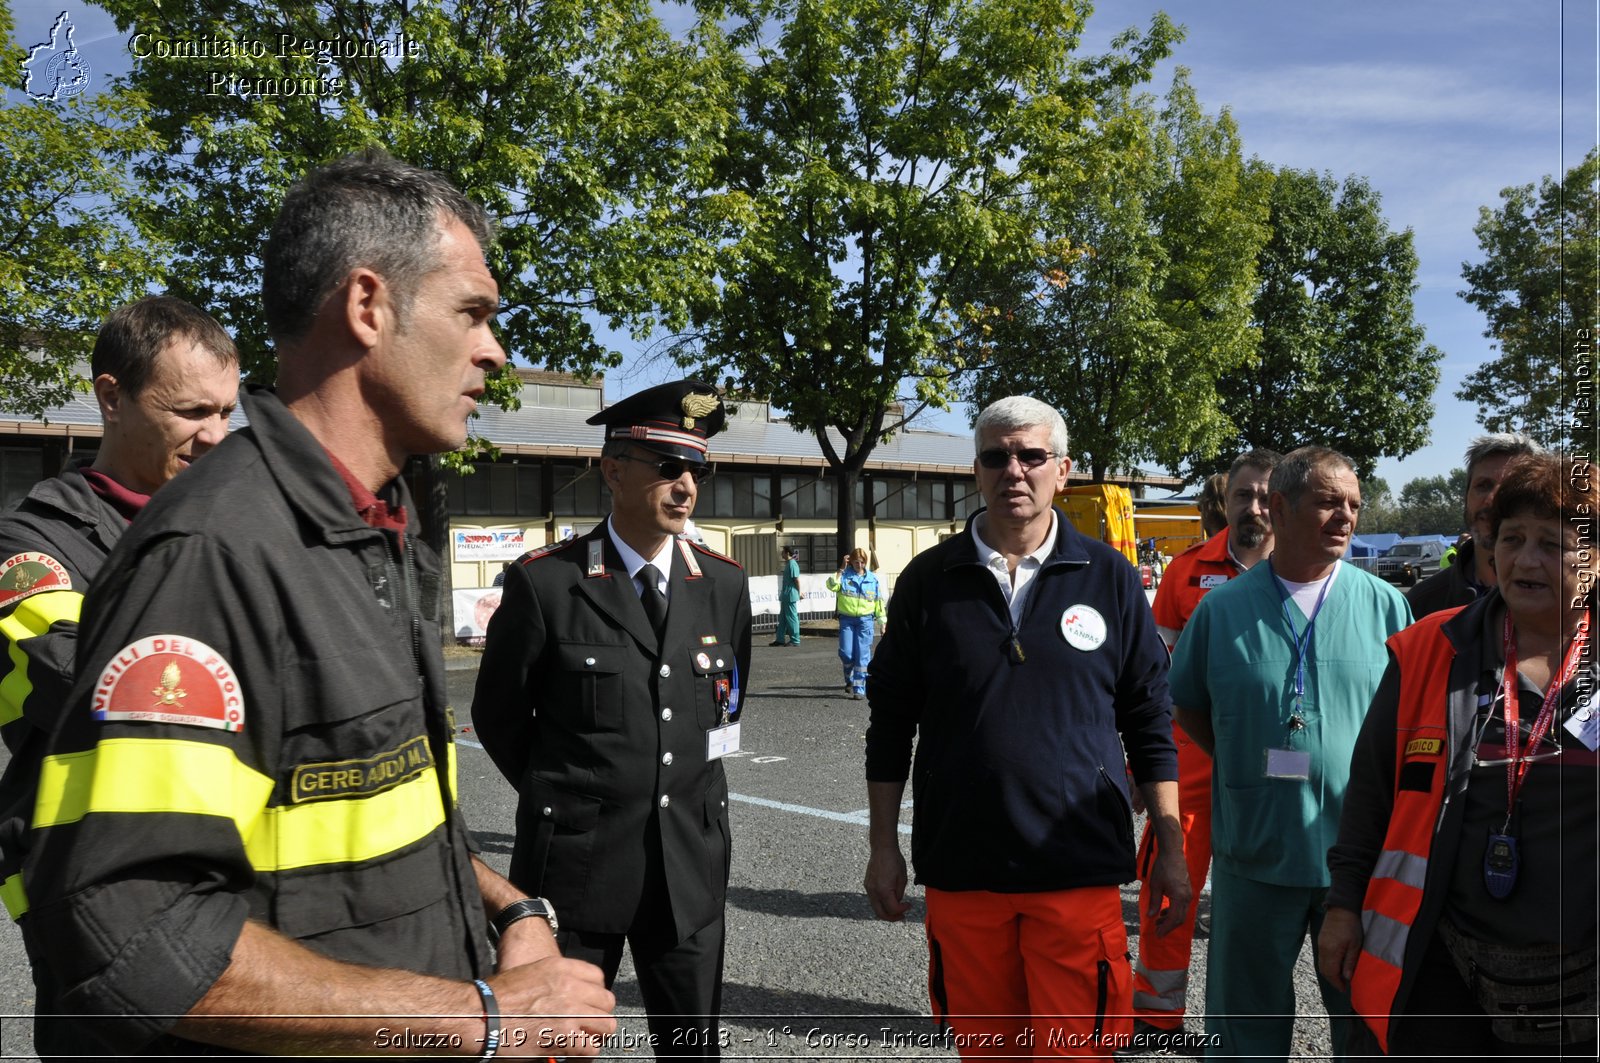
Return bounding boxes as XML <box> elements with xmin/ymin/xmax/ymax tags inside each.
<box><xmin>923</xmin><ymin>885</ymin><xmax>1132</xmax><ymax>1060</ymax></box>
<box><xmin>1130</xmin><ymin>723</ymin><xmax>1212</xmax><ymax>1029</ymax></box>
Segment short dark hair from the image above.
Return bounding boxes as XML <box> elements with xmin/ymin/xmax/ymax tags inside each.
<box><xmin>1269</xmin><ymin>445</ymin><xmax>1356</xmax><ymax>508</ymax></box>
<box><xmin>263</xmin><ymin>147</ymin><xmax>494</xmax><ymax>342</ymax></box>
<box><xmin>1490</xmin><ymin>452</ymin><xmax>1596</xmax><ymax>539</ymax></box>
<box><xmin>91</xmin><ymin>296</ymin><xmax>237</xmax><ymax>398</ymax></box>
<box><xmin>1228</xmin><ymin>447</ymin><xmax>1282</xmax><ymax>488</ymax></box>
<box><xmin>780</xmin><ymin>545</ymin><xmax>795</xmax><ymax>559</ymax></box>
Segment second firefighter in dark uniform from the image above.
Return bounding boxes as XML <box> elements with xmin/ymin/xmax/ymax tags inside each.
<box><xmin>473</xmin><ymin>380</ymin><xmax>751</xmax><ymax>1056</ymax></box>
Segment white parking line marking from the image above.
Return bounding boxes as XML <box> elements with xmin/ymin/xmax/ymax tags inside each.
<box><xmin>730</xmin><ymin>792</ymin><xmax>911</xmax><ymax>833</ymax></box>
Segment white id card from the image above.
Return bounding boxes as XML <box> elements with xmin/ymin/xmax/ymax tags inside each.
<box><xmin>1264</xmin><ymin>747</ymin><xmax>1311</xmax><ymax>780</ymax></box>
<box><xmin>1565</xmin><ymin>696</ymin><xmax>1600</xmax><ymax>752</ymax></box>
<box><xmin>707</xmin><ymin>721</ymin><xmax>741</xmax><ymax>761</ymax></box>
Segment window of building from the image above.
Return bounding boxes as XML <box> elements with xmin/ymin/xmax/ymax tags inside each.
<box><xmin>447</xmin><ymin>461</ymin><xmax>544</xmax><ymax>516</ymax></box>
<box><xmin>779</xmin><ymin>475</ymin><xmax>836</xmax><ymax>519</ymax></box>
<box><xmin>870</xmin><ymin>477</ymin><xmax>923</xmax><ymax>520</ymax></box>
<box><xmin>953</xmin><ymin>478</ymin><xmax>981</xmax><ymax>519</ymax></box>
<box><xmin>0</xmin><ymin>447</ymin><xmax>45</xmax><ymax>510</ymax></box>
<box><xmin>552</xmin><ymin>464</ymin><xmax>609</xmax><ymax>516</ymax></box>
<box><xmin>869</xmin><ymin>476</ymin><xmax>952</xmax><ymax>520</ymax></box>
<box><xmin>705</xmin><ymin>471</ymin><xmax>772</xmax><ymax>519</ymax></box>
<box><xmin>783</xmin><ymin>534</ymin><xmax>839</xmax><ymax>574</ymax></box>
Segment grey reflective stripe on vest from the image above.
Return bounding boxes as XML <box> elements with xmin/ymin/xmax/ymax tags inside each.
<box><xmin>1132</xmin><ymin>962</ymin><xmax>1188</xmax><ymax>1010</ymax></box>
<box><xmin>1359</xmin><ymin>908</ymin><xmax>1410</xmax><ymax>969</ymax></box>
<box><xmin>1372</xmin><ymin>848</ymin><xmax>1428</xmax><ymax>891</ymax></box>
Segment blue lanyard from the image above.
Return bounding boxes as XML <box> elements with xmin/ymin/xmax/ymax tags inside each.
<box><xmin>1269</xmin><ymin>559</ymin><xmax>1334</xmax><ymax>712</ymax></box>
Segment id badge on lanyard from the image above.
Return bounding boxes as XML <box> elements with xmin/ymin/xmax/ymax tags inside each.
<box><xmin>1265</xmin><ymin>561</ymin><xmax>1328</xmax><ymax>782</ymax></box>
<box><xmin>707</xmin><ymin>660</ymin><xmax>742</xmax><ymax>761</ymax></box>
<box><xmin>1486</xmin><ymin>613</ymin><xmax>1589</xmax><ymax>899</ymax></box>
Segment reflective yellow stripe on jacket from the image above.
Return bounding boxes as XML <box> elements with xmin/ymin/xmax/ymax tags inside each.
<box><xmin>0</xmin><ymin>590</ymin><xmax>83</xmax><ymax>728</ymax></box>
<box><xmin>1</xmin><ymin>872</ymin><xmax>26</xmax><ymax>919</ymax></box>
<box><xmin>35</xmin><ymin>736</ymin><xmax>448</xmax><ymax>872</ymax></box>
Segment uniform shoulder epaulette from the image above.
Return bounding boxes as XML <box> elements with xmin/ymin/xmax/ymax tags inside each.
<box><xmin>684</xmin><ymin>538</ymin><xmax>741</xmax><ymax>570</ymax></box>
<box><xmin>516</xmin><ymin>539</ymin><xmax>582</xmax><ymax>566</ymax></box>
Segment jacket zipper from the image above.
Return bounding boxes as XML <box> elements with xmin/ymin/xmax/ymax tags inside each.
<box><xmin>395</xmin><ymin>532</ymin><xmax>423</xmax><ymax>684</ymax></box>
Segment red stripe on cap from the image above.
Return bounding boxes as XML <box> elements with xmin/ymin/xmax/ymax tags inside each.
<box><xmin>612</xmin><ymin>426</ymin><xmax>709</xmax><ymax>455</ymax></box>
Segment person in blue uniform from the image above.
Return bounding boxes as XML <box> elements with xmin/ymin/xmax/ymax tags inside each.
<box><xmin>828</xmin><ymin>548</ymin><xmax>884</xmax><ymax>698</ymax></box>
<box><xmin>473</xmin><ymin>379</ymin><xmax>752</xmax><ymax>1058</ymax></box>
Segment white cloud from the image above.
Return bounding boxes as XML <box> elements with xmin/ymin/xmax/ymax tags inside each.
<box><xmin>1209</xmin><ymin>62</ymin><xmax>1558</xmax><ymax>132</ymax></box>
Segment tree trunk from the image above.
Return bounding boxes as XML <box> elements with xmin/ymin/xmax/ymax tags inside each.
<box><xmin>834</xmin><ymin>463</ymin><xmax>858</xmax><ymax>561</ymax></box>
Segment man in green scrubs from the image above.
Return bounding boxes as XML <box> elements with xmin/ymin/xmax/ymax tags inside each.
<box><xmin>1172</xmin><ymin>446</ymin><xmax>1410</xmax><ymax>1062</ymax></box>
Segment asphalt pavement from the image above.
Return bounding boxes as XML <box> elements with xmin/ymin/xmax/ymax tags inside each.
<box><xmin>0</xmin><ymin>635</ymin><xmax>1340</xmax><ymax>1060</ymax></box>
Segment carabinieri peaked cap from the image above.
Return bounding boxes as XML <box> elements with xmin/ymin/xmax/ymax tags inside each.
<box><xmin>588</xmin><ymin>379</ymin><xmax>727</xmax><ymax>464</ymax></box>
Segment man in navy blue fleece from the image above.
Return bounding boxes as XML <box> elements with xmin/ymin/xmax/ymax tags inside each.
<box><xmin>863</xmin><ymin>395</ymin><xmax>1188</xmax><ymax>1060</ymax></box>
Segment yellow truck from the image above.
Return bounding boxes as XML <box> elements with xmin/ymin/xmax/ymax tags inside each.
<box><xmin>1132</xmin><ymin>502</ymin><xmax>1204</xmax><ymax>558</ymax></box>
<box><xmin>1056</xmin><ymin>484</ymin><xmax>1139</xmax><ymax>565</ymax></box>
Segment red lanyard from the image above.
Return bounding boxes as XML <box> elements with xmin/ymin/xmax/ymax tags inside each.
<box><xmin>1500</xmin><ymin>612</ymin><xmax>1590</xmax><ymax>815</ymax></box>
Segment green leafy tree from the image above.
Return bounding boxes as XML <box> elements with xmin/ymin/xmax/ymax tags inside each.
<box><xmin>0</xmin><ymin>1</ymin><xmax>167</xmax><ymax>415</ymax></box>
<box><xmin>959</xmin><ymin>69</ymin><xmax>1268</xmax><ymax>481</ymax></box>
<box><xmin>666</xmin><ymin>0</ymin><xmax>1180</xmax><ymax>546</ymax></box>
<box><xmin>101</xmin><ymin>0</ymin><xmax>730</xmax><ymax>383</ymax></box>
<box><xmin>1457</xmin><ymin>148</ymin><xmax>1599</xmax><ymax>450</ymax></box>
<box><xmin>93</xmin><ymin>0</ymin><xmax>735</xmax><ymax>555</ymax></box>
<box><xmin>1394</xmin><ymin>469</ymin><xmax>1466</xmax><ymax>536</ymax></box>
<box><xmin>1183</xmin><ymin>168</ymin><xmax>1443</xmax><ymax>480</ymax></box>
<box><xmin>1357</xmin><ymin>475</ymin><xmax>1400</xmax><ymax>535</ymax></box>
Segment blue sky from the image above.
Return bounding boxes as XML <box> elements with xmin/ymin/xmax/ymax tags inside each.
<box><xmin>12</xmin><ymin>1</ymin><xmax>1597</xmax><ymax>493</ymax></box>
<box><xmin>1075</xmin><ymin>1</ymin><xmax>1598</xmax><ymax>492</ymax></box>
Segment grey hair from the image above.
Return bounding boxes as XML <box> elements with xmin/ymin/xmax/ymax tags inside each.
<box><xmin>972</xmin><ymin>396</ymin><xmax>1070</xmax><ymax>459</ymax></box>
<box><xmin>1463</xmin><ymin>432</ymin><xmax>1543</xmax><ymax>480</ymax></box>
<box><xmin>1269</xmin><ymin>445</ymin><xmax>1355</xmax><ymax>508</ymax></box>
<box><xmin>263</xmin><ymin>147</ymin><xmax>494</xmax><ymax>342</ymax></box>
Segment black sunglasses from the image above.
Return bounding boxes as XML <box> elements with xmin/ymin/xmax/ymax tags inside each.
<box><xmin>616</xmin><ymin>452</ymin><xmax>713</xmax><ymax>483</ymax></box>
<box><xmin>977</xmin><ymin>447</ymin><xmax>1056</xmax><ymax>470</ymax></box>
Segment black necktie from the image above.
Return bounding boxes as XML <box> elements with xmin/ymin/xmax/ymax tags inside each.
<box><xmin>639</xmin><ymin>563</ymin><xmax>668</xmax><ymax>639</ymax></box>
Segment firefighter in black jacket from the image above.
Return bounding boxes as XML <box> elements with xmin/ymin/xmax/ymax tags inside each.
<box><xmin>22</xmin><ymin>151</ymin><xmax>614</xmax><ymax>1058</ymax></box>
<box><xmin>473</xmin><ymin>380</ymin><xmax>752</xmax><ymax>1058</ymax></box>
<box><xmin>0</xmin><ymin>296</ymin><xmax>238</xmax><ymax>926</ymax></box>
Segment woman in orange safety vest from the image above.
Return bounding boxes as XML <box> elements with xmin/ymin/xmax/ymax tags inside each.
<box><xmin>1318</xmin><ymin>452</ymin><xmax>1597</xmax><ymax>1057</ymax></box>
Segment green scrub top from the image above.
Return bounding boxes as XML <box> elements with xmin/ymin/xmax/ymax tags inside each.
<box><xmin>1169</xmin><ymin>560</ymin><xmax>1411</xmax><ymax>886</ymax></box>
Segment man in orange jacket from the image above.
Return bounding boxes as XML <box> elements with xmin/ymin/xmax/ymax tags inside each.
<box><xmin>1131</xmin><ymin>448</ymin><xmax>1278</xmax><ymax>1044</ymax></box>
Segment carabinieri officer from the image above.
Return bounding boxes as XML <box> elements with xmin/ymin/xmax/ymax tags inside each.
<box><xmin>472</xmin><ymin>379</ymin><xmax>752</xmax><ymax>1058</ymax></box>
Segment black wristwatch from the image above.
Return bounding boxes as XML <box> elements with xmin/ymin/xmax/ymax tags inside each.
<box><xmin>491</xmin><ymin>897</ymin><xmax>558</xmax><ymax>940</ymax></box>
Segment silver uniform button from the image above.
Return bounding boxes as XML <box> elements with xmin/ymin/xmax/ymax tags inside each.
<box><xmin>661</xmin><ymin>707</ymin><xmax>673</xmax><ymax>721</ymax></box>
<box><xmin>662</xmin><ymin>752</ymin><xmax>674</xmax><ymax>765</ymax></box>
<box><xmin>542</xmin><ymin>806</ymin><xmax>553</xmax><ymax>817</ymax></box>
<box><xmin>584</xmin><ymin>657</ymin><xmax>596</xmax><ymax>667</ymax></box>
<box><xmin>659</xmin><ymin>664</ymin><xmax>671</xmax><ymax>678</ymax></box>
<box><xmin>716</xmin><ymin>658</ymin><xmax>725</xmax><ymax>668</ymax></box>
<box><xmin>659</xmin><ymin>795</ymin><xmax>670</xmax><ymax>808</ymax></box>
